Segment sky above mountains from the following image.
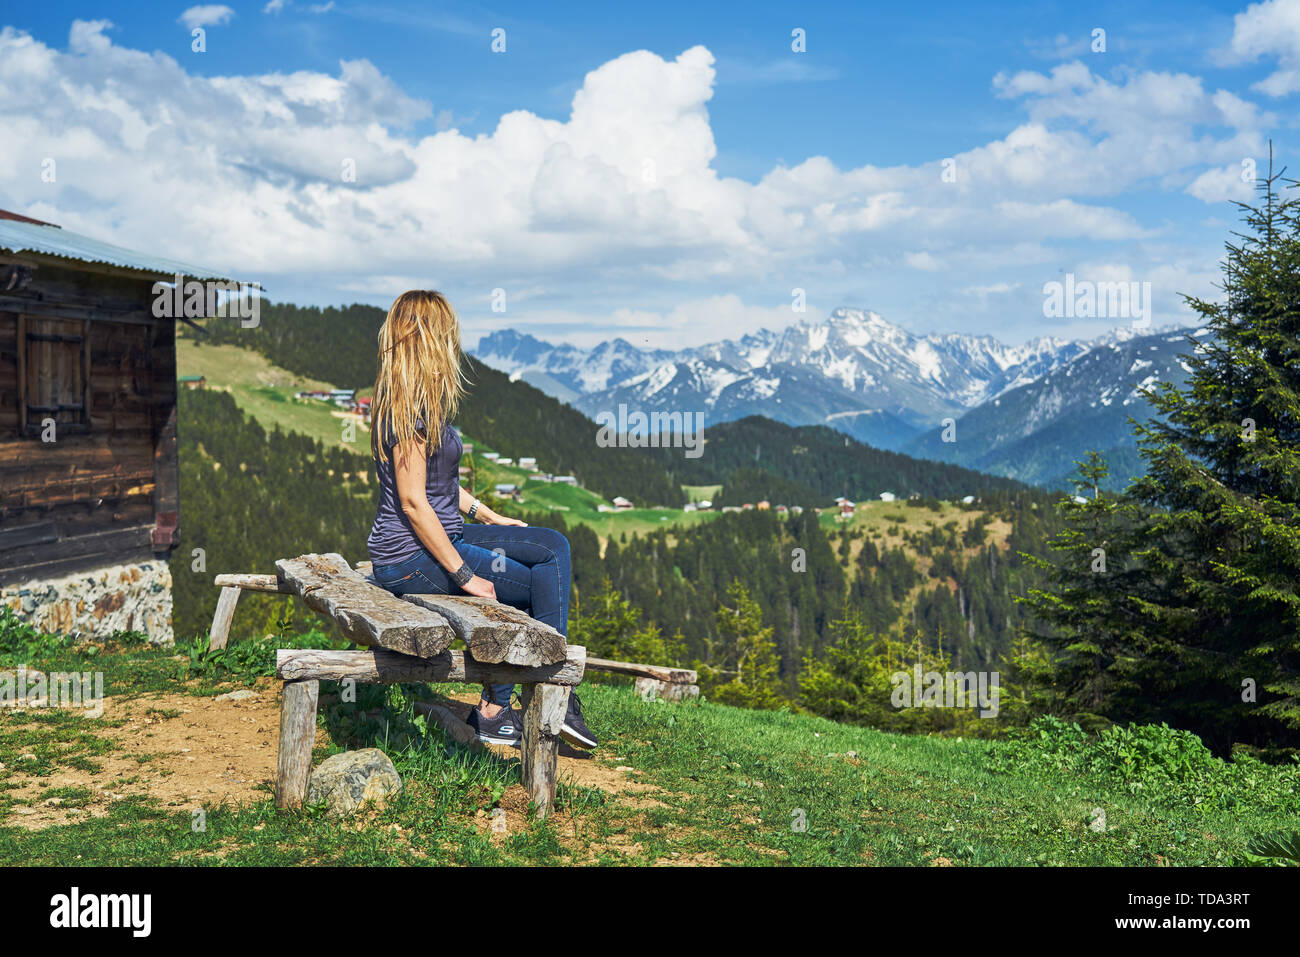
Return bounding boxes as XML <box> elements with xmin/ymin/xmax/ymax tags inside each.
<box><xmin>3</xmin><ymin>0</ymin><xmax>1297</xmax><ymax>347</ymax></box>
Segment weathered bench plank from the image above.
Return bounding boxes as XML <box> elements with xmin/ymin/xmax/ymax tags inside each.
<box><xmin>275</xmin><ymin>645</ymin><xmax>586</xmax><ymax>686</ymax></box>
<box><xmin>275</xmin><ymin>679</ymin><xmax>319</xmax><ymax>809</ymax></box>
<box><xmin>519</xmin><ymin>682</ymin><xmax>569</xmax><ymax>819</ymax></box>
<box><xmin>586</xmin><ymin>656</ymin><xmax>697</xmax><ymax>684</ymax></box>
<box><xmin>275</xmin><ymin>553</ymin><xmax>454</xmax><ymax>658</ymax></box>
<box><xmin>401</xmin><ymin>594</ymin><xmax>567</xmax><ymax>666</ymax></box>
<box><xmin>213</xmin><ymin>573</ymin><xmax>283</xmax><ymax>592</ymax></box>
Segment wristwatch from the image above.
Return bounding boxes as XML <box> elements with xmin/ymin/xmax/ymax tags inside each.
<box><xmin>467</xmin><ymin>498</ymin><xmax>481</xmax><ymax>520</ymax></box>
<box><xmin>450</xmin><ymin>562</ymin><xmax>474</xmax><ymax>587</ymax></box>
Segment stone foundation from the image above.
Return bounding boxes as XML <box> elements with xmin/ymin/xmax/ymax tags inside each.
<box><xmin>1</xmin><ymin>559</ymin><xmax>174</xmax><ymax>645</ymax></box>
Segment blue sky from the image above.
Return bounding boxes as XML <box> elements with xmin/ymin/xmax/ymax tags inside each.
<box><xmin>2</xmin><ymin>1</ymin><xmax>1297</xmax><ymax>348</ymax></box>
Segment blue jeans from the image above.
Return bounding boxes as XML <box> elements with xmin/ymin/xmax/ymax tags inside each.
<box><xmin>370</xmin><ymin>525</ymin><xmax>570</xmax><ymax>707</ymax></box>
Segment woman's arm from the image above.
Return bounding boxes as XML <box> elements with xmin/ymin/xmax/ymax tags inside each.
<box><xmin>458</xmin><ymin>485</ymin><xmax>527</xmax><ymax>526</ymax></box>
<box><xmin>393</xmin><ymin>439</ymin><xmax>496</xmax><ymax>598</ymax></box>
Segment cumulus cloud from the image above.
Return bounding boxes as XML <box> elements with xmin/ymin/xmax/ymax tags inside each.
<box><xmin>0</xmin><ymin>19</ymin><xmax>1267</xmax><ymax>344</ymax></box>
<box><xmin>1214</xmin><ymin>0</ymin><xmax>1300</xmax><ymax>96</ymax></box>
<box><xmin>178</xmin><ymin>5</ymin><xmax>235</xmax><ymax>30</ymax></box>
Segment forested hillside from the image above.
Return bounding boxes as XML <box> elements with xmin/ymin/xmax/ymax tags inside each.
<box><xmin>657</xmin><ymin>416</ymin><xmax>1031</xmax><ymax>502</ymax></box>
<box><xmin>170</xmin><ymin>389</ymin><xmax>375</xmax><ymax>639</ymax></box>
<box><xmin>170</xmin><ymin>386</ymin><xmax>1063</xmax><ymax>723</ymax></box>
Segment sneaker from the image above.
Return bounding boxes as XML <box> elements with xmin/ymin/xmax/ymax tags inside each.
<box><xmin>466</xmin><ymin>704</ymin><xmax>522</xmax><ymax>747</ymax></box>
<box><xmin>560</xmin><ymin>692</ymin><xmax>599</xmax><ymax>750</ymax></box>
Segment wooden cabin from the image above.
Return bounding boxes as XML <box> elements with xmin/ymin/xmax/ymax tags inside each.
<box><xmin>0</xmin><ymin>209</ymin><xmax>240</xmax><ymax>642</ymax></box>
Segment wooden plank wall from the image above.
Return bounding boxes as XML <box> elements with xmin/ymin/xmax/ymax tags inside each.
<box><xmin>0</xmin><ymin>258</ymin><xmax>179</xmax><ymax>585</ymax></box>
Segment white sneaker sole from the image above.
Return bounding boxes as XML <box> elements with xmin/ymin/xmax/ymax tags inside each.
<box><xmin>561</xmin><ymin>723</ymin><xmax>597</xmax><ymax>750</ymax></box>
<box><xmin>476</xmin><ymin>733</ymin><xmax>521</xmax><ymax>748</ymax></box>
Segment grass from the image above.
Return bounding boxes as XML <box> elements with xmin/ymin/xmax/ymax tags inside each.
<box><xmin>3</xmin><ymin>617</ymin><xmax>1297</xmax><ymax>866</ymax></box>
<box><xmin>177</xmin><ymin>338</ymin><xmax>372</xmax><ymax>454</ymax></box>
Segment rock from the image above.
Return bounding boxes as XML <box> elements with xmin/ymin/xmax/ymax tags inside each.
<box><xmin>1087</xmin><ymin>807</ymin><xmax>1107</xmax><ymax>832</ymax></box>
<box><xmin>307</xmin><ymin>748</ymin><xmax>403</xmax><ymax>818</ymax></box>
<box><xmin>214</xmin><ymin>689</ymin><xmax>259</xmax><ymax>702</ymax></box>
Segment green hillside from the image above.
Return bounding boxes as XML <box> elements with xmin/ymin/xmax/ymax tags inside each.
<box><xmin>3</xmin><ymin>614</ymin><xmax>1297</xmax><ymax>866</ymax></box>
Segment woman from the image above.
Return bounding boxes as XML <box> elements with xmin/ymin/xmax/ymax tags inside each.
<box><xmin>365</xmin><ymin>290</ymin><xmax>597</xmax><ymax>750</ymax></box>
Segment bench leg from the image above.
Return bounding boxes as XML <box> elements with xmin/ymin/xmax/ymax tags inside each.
<box><xmin>209</xmin><ymin>585</ymin><xmax>241</xmax><ymax>651</ymax></box>
<box><xmin>519</xmin><ymin>682</ymin><xmax>570</xmax><ymax>819</ymax></box>
<box><xmin>276</xmin><ymin>678</ymin><xmax>319</xmax><ymax>809</ymax></box>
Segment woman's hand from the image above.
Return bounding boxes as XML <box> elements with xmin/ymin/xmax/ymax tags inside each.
<box><xmin>461</xmin><ymin>575</ymin><xmax>497</xmax><ymax>600</ymax></box>
<box><xmin>480</xmin><ymin>507</ymin><xmax>527</xmax><ymax>527</ymax></box>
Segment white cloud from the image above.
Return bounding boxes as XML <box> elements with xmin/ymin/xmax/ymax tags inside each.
<box><xmin>1186</xmin><ymin>164</ymin><xmax>1256</xmax><ymax>203</ymax></box>
<box><xmin>263</xmin><ymin>0</ymin><xmax>289</xmax><ymax>15</ymax></box>
<box><xmin>0</xmin><ymin>20</ymin><xmax>1269</xmax><ymax>346</ymax></box>
<box><xmin>178</xmin><ymin>5</ymin><xmax>235</xmax><ymax>30</ymax></box>
<box><xmin>1214</xmin><ymin>0</ymin><xmax>1300</xmax><ymax>95</ymax></box>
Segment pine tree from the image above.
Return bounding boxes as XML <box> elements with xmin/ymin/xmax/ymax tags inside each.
<box><xmin>702</xmin><ymin>580</ymin><xmax>785</xmax><ymax>710</ymax></box>
<box><xmin>1022</xmin><ymin>151</ymin><xmax>1300</xmax><ymax>755</ymax></box>
<box><xmin>1124</xmin><ymin>150</ymin><xmax>1300</xmax><ymax>753</ymax></box>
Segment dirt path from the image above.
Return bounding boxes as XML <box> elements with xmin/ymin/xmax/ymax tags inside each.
<box><xmin>3</xmin><ymin>683</ymin><xmax>658</xmax><ymax>833</ymax></box>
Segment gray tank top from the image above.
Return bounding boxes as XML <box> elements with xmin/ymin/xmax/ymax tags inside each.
<box><xmin>367</xmin><ymin>419</ymin><xmax>464</xmax><ymax>565</ymax></box>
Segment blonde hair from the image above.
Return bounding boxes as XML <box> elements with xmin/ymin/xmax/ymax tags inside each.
<box><xmin>370</xmin><ymin>290</ymin><xmax>468</xmax><ymax>460</ymax></box>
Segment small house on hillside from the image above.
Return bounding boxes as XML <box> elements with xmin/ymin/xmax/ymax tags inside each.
<box><xmin>0</xmin><ymin>209</ymin><xmax>246</xmax><ymax>643</ymax></box>
<box><xmin>179</xmin><ymin>374</ymin><xmax>206</xmax><ymax>390</ymax></box>
<box><xmin>879</xmin><ymin>492</ymin><xmax>897</xmax><ymax>503</ymax></box>
<box><xmin>553</xmin><ymin>475</ymin><xmax>578</xmax><ymax>486</ymax></box>
<box><xmin>612</xmin><ymin>496</ymin><xmax>633</xmax><ymax>511</ymax></box>
<box><xmin>518</xmin><ymin>457</ymin><xmax>537</xmax><ymax>470</ymax></box>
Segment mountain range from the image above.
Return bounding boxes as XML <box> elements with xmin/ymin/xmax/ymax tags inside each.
<box><xmin>473</xmin><ymin>309</ymin><xmax>1202</xmax><ymax>490</ymax></box>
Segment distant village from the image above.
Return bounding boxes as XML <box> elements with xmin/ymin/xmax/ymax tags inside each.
<box><xmin>188</xmin><ymin>383</ymin><xmax>984</xmax><ymax>518</ymax></box>
<box><xmin>295</xmin><ymin>388</ymin><xmax>372</xmax><ymax>421</ymax></box>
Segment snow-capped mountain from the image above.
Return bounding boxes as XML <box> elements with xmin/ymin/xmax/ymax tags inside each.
<box><xmin>472</xmin><ymin>309</ymin><xmax>1195</xmax><ymax>453</ymax></box>
<box><xmin>902</xmin><ymin>328</ymin><xmax>1200</xmax><ymax>488</ymax></box>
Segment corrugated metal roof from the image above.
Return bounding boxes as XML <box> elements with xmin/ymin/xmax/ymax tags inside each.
<box><xmin>0</xmin><ymin>218</ymin><xmax>237</xmax><ymax>281</ymax></box>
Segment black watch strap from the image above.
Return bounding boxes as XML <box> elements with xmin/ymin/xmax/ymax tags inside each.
<box><xmin>450</xmin><ymin>562</ymin><xmax>474</xmax><ymax>587</ymax></box>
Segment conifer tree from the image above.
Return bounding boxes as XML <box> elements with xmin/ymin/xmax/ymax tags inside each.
<box><xmin>1023</xmin><ymin>150</ymin><xmax>1300</xmax><ymax>754</ymax></box>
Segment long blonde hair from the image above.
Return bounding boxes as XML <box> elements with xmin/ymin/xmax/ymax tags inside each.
<box><xmin>370</xmin><ymin>290</ymin><xmax>468</xmax><ymax>460</ymax></box>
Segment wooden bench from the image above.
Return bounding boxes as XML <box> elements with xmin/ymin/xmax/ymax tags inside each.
<box><xmin>207</xmin><ymin>553</ymin><xmax>698</xmax><ymax>818</ymax></box>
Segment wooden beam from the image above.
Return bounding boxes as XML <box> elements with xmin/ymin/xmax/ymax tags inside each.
<box><xmin>275</xmin><ymin>553</ymin><xmax>454</xmax><ymax>658</ymax></box>
<box><xmin>412</xmin><ymin>700</ymin><xmax>484</xmax><ymax>752</ymax></box>
<box><xmin>0</xmin><ymin>524</ymin><xmax>153</xmax><ymax>584</ymax></box>
<box><xmin>275</xmin><ymin>645</ymin><xmax>586</xmax><ymax>686</ymax></box>
<box><xmin>208</xmin><ymin>585</ymin><xmax>240</xmax><ymax>651</ymax></box>
<box><xmin>275</xmin><ymin>679</ymin><xmax>319</xmax><ymax>810</ymax></box>
<box><xmin>213</xmin><ymin>573</ymin><xmax>282</xmax><ymax>592</ymax></box>
<box><xmin>519</xmin><ymin>682</ymin><xmax>570</xmax><ymax>819</ymax></box>
<box><xmin>585</xmin><ymin>656</ymin><xmax>698</xmax><ymax>684</ymax></box>
<box><xmin>401</xmin><ymin>593</ymin><xmax>566</xmax><ymax>666</ymax></box>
